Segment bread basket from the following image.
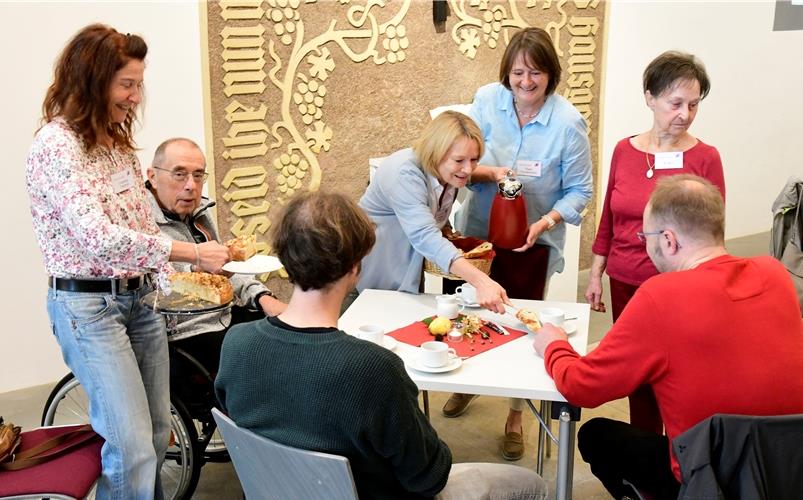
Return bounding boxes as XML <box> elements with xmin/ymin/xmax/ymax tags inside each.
<box><xmin>424</xmin><ymin>236</ymin><xmax>494</xmax><ymax>280</ymax></box>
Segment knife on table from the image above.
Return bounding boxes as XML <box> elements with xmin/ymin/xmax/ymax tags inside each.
<box><xmin>483</xmin><ymin>320</ymin><xmax>510</xmax><ymax>335</ymax></box>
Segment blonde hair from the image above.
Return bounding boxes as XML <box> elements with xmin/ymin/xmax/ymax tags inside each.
<box><xmin>412</xmin><ymin>111</ymin><xmax>484</xmax><ymax>178</ymax></box>
<box><xmin>649</xmin><ymin>174</ymin><xmax>725</xmax><ymax>245</ymax></box>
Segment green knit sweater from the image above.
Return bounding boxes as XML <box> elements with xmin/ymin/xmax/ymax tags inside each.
<box><xmin>215</xmin><ymin>317</ymin><xmax>452</xmax><ymax>499</ymax></box>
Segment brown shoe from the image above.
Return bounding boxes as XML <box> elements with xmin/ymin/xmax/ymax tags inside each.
<box><xmin>502</xmin><ymin>431</ymin><xmax>524</xmax><ymax>461</ymax></box>
<box><xmin>442</xmin><ymin>393</ymin><xmax>479</xmax><ymax>418</ymax></box>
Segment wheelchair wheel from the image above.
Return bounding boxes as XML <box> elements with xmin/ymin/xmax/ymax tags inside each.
<box><xmin>42</xmin><ymin>373</ymin><xmax>202</xmax><ymax>500</ymax></box>
<box><xmin>198</xmin><ymin>420</ymin><xmax>228</xmax><ymax>456</ymax></box>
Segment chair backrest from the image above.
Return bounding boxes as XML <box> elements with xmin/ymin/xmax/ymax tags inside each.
<box><xmin>211</xmin><ymin>408</ymin><xmax>359</xmax><ymax>500</ymax></box>
<box><xmin>674</xmin><ymin>413</ymin><xmax>803</xmax><ymax>500</ymax></box>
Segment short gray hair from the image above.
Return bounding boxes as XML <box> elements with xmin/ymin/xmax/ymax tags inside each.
<box><xmin>151</xmin><ymin>137</ymin><xmax>203</xmax><ymax>167</ymax></box>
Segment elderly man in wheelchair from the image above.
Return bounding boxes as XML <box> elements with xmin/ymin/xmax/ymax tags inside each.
<box><xmin>42</xmin><ymin>138</ymin><xmax>286</xmax><ymax>500</ymax></box>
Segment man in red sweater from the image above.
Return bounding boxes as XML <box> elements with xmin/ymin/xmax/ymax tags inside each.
<box><xmin>534</xmin><ymin>174</ymin><xmax>803</xmax><ymax>500</ymax></box>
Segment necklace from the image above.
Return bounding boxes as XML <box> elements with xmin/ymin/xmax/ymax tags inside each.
<box><xmin>645</xmin><ymin>152</ymin><xmax>655</xmax><ymax>179</ymax></box>
<box><xmin>513</xmin><ymin>100</ymin><xmax>539</xmax><ymax>120</ymax></box>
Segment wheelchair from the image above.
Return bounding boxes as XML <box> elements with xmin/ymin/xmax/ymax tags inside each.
<box><xmin>39</xmin><ymin>311</ymin><xmax>250</xmax><ymax>499</ymax></box>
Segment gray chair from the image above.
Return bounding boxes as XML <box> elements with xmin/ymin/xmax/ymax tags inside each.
<box><xmin>211</xmin><ymin>408</ymin><xmax>359</xmax><ymax>500</ymax></box>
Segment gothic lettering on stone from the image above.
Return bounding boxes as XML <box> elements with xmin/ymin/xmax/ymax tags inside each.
<box><xmin>220</xmin><ymin>25</ymin><xmax>267</xmax><ymax>97</ymax></box>
<box><xmin>563</xmin><ymin>15</ymin><xmax>598</xmax><ymax>126</ymax></box>
<box><xmin>219</xmin><ymin>0</ymin><xmax>264</xmax><ymax>22</ymax></box>
<box><xmin>207</xmin><ymin>0</ymin><xmax>604</xmax><ymax>282</ymax></box>
<box><xmin>212</xmin><ymin>0</ymin><xmax>416</xmax><ymax>280</ymax></box>
<box><xmin>446</xmin><ymin>0</ymin><xmax>602</xmax><ymax>129</ymax></box>
<box><xmin>220</xmin><ymin>165</ymin><xmax>271</xmax><ymax>252</ymax></box>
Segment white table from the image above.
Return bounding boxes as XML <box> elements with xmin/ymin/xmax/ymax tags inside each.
<box><xmin>339</xmin><ymin>289</ymin><xmax>590</xmax><ymax>500</ymax></box>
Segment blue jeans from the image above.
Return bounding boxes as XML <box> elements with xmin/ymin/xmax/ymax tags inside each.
<box><xmin>47</xmin><ymin>285</ymin><xmax>170</xmax><ymax>500</ymax></box>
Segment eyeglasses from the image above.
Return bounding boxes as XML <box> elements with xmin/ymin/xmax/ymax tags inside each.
<box><xmin>636</xmin><ymin>230</ymin><xmax>665</xmax><ymax>243</ymax></box>
<box><xmin>153</xmin><ymin>166</ymin><xmax>208</xmax><ymax>183</ymax></box>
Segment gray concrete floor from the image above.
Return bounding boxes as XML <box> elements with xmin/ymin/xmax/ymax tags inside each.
<box><xmin>0</xmin><ymin>232</ymin><xmax>770</xmax><ymax>499</ymax></box>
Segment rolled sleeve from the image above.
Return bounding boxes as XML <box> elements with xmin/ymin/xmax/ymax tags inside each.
<box><xmin>553</xmin><ymin>122</ymin><xmax>593</xmax><ymax>226</ymax></box>
<box><xmin>382</xmin><ymin>167</ymin><xmax>461</xmax><ymax>273</ymax></box>
<box><xmin>231</xmin><ymin>274</ymin><xmax>269</xmax><ymax>308</ymax></box>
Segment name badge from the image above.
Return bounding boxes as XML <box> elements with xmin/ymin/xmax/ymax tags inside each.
<box><xmin>654</xmin><ymin>152</ymin><xmax>683</xmax><ymax>170</ymax></box>
<box><xmin>516</xmin><ymin>160</ymin><xmax>542</xmax><ymax>177</ymax></box>
<box><xmin>111</xmin><ymin>168</ymin><xmax>136</xmax><ymax>193</ymax></box>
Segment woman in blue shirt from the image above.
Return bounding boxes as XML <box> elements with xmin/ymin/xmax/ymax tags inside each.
<box><xmin>448</xmin><ymin>27</ymin><xmax>593</xmax><ymax>460</ymax></box>
<box><xmin>358</xmin><ymin>111</ymin><xmax>510</xmax><ymax>313</ymax></box>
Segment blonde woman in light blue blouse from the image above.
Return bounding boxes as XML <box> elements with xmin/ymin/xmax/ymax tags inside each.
<box><xmin>357</xmin><ymin>111</ymin><xmax>510</xmax><ymax>314</ymax></box>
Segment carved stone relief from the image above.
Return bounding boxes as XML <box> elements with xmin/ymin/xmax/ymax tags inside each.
<box><xmin>203</xmin><ymin>0</ymin><xmax>605</xmax><ymax>295</ymax></box>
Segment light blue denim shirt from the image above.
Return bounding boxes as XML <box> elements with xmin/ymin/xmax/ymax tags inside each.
<box><xmin>358</xmin><ymin>148</ymin><xmax>461</xmax><ymax>294</ymax></box>
<box><xmin>456</xmin><ymin>83</ymin><xmax>593</xmax><ymax>277</ymax></box>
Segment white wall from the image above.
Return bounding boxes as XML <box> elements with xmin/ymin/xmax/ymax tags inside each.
<box><xmin>0</xmin><ymin>1</ymin><xmax>205</xmax><ymax>393</ymax></box>
<box><xmin>599</xmin><ymin>1</ymin><xmax>803</xmax><ymax>239</ymax></box>
<box><xmin>2</xmin><ymin>0</ymin><xmax>802</xmax><ymax>393</ymax></box>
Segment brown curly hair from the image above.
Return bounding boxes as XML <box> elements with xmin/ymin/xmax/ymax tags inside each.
<box><xmin>42</xmin><ymin>23</ymin><xmax>147</xmax><ymax>150</ymax></box>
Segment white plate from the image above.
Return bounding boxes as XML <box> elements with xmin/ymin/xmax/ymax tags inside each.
<box><xmin>406</xmin><ymin>356</ymin><xmax>463</xmax><ymax>374</ymax></box>
<box><xmin>516</xmin><ymin>319</ymin><xmax>577</xmax><ymax>335</ymax></box>
<box><xmin>456</xmin><ymin>297</ymin><xmax>481</xmax><ymax>309</ymax></box>
<box><xmin>382</xmin><ymin>336</ymin><xmax>398</xmax><ymax>351</ymax></box>
<box><xmin>222</xmin><ymin>255</ymin><xmax>283</xmax><ymax>274</ymax></box>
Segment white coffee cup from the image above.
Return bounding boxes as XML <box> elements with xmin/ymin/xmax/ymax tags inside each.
<box><xmin>420</xmin><ymin>341</ymin><xmax>458</xmax><ymax>368</ymax></box>
<box><xmin>435</xmin><ymin>295</ymin><xmax>464</xmax><ymax>319</ymax></box>
<box><xmin>357</xmin><ymin>324</ymin><xmax>385</xmax><ymax>345</ymax></box>
<box><xmin>539</xmin><ymin>307</ymin><xmax>565</xmax><ymax>327</ymax></box>
<box><xmin>455</xmin><ymin>284</ymin><xmax>477</xmax><ymax>304</ymax></box>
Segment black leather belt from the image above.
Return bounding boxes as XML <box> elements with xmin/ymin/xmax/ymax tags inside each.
<box><xmin>49</xmin><ymin>275</ymin><xmax>148</xmax><ymax>294</ymax></box>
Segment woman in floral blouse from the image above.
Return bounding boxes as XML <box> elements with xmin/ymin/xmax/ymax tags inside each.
<box><xmin>25</xmin><ymin>24</ymin><xmax>229</xmax><ymax>498</ymax></box>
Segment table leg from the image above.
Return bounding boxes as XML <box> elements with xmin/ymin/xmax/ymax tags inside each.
<box><xmin>555</xmin><ymin>407</ymin><xmax>576</xmax><ymax>500</ymax></box>
<box><xmin>545</xmin><ymin>401</ymin><xmax>552</xmax><ymax>458</ymax></box>
<box><xmin>536</xmin><ymin>400</ymin><xmax>546</xmax><ymax>475</ymax></box>
<box><xmin>422</xmin><ymin>390</ymin><xmax>430</xmax><ymax>419</ymax></box>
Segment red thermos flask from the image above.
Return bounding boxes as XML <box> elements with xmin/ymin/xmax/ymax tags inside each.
<box><xmin>488</xmin><ymin>172</ymin><xmax>528</xmax><ymax>250</ymax></box>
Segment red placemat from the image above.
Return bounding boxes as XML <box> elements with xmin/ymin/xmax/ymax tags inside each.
<box><xmin>387</xmin><ymin>317</ymin><xmax>527</xmax><ymax>359</ymax></box>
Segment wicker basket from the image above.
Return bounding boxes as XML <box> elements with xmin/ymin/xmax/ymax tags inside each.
<box><xmin>424</xmin><ymin>256</ymin><xmax>493</xmax><ymax>280</ymax></box>
<box><xmin>424</xmin><ymin>236</ymin><xmax>494</xmax><ymax>280</ymax></box>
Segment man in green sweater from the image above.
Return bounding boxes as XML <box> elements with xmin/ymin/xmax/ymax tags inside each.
<box><xmin>215</xmin><ymin>191</ymin><xmax>546</xmax><ymax>499</ymax></box>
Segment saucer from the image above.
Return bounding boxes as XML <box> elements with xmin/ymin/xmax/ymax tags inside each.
<box><xmin>456</xmin><ymin>297</ymin><xmax>481</xmax><ymax>309</ymax></box>
<box><xmin>406</xmin><ymin>356</ymin><xmax>462</xmax><ymax>374</ymax></box>
<box><xmin>561</xmin><ymin>319</ymin><xmax>578</xmax><ymax>335</ymax></box>
<box><xmin>382</xmin><ymin>336</ymin><xmax>398</xmax><ymax>350</ymax></box>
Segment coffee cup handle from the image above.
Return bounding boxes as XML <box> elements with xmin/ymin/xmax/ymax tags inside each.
<box><xmin>447</xmin><ymin>348</ymin><xmax>458</xmax><ymax>358</ymax></box>
<box><xmin>455</xmin><ymin>286</ymin><xmax>463</xmax><ymax>295</ymax></box>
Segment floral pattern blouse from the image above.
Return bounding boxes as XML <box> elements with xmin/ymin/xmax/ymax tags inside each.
<box><xmin>26</xmin><ymin>118</ymin><xmax>172</xmax><ymax>279</ymax></box>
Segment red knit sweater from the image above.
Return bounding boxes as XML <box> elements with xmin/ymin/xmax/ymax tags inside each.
<box><xmin>545</xmin><ymin>255</ymin><xmax>803</xmax><ymax>480</ymax></box>
<box><xmin>592</xmin><ymin>137</ymin><xmax>725</xmax><ymax>285</ymax></box>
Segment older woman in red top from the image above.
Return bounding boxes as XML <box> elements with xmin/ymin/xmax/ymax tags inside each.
<box><xmin>584</xmin><ymin>51</ymin><xmax>725</xmax><ymax>433</ymax></box>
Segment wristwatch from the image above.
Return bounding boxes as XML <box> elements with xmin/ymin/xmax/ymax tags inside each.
<box><xmin>540</xmin><ymin>214</ymin><xmax>557</xmax><ymax>231</ymax></box>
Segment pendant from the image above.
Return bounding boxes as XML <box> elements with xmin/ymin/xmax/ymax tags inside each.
<box><xmin>646</xmin><ymin>167</ymin><xmax>654</xmax><ymax>179</ymax></box>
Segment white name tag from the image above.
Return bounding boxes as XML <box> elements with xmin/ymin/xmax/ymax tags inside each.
<box><xmin>111</xmin><ymin>168</ymin><xmax>136</xmax><ymax>193</ymax></box>
<box><xmin>654</xmin><ymin>152</ymin><xmax>683</xmax><ymax>170</ymax></box>
<box><xmin>516</xmin><ymin>160</ymin><xmax>542</xmax><ymax>177</ymax></box>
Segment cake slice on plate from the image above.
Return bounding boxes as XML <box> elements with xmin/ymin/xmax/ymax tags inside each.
<box><xmin>516</xmin><ymin>308</ymin><xmax>543</xmax><ymax>332</ymax></box>
<box><xmin>225</xmin><ymin>234</ymin><xmax>257</xmax><ymax>261</ymax></box>
<box><xmin>170</xmin><ymin>272</ymin><xmax>234</xmax><ymax>304</ymax></box>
